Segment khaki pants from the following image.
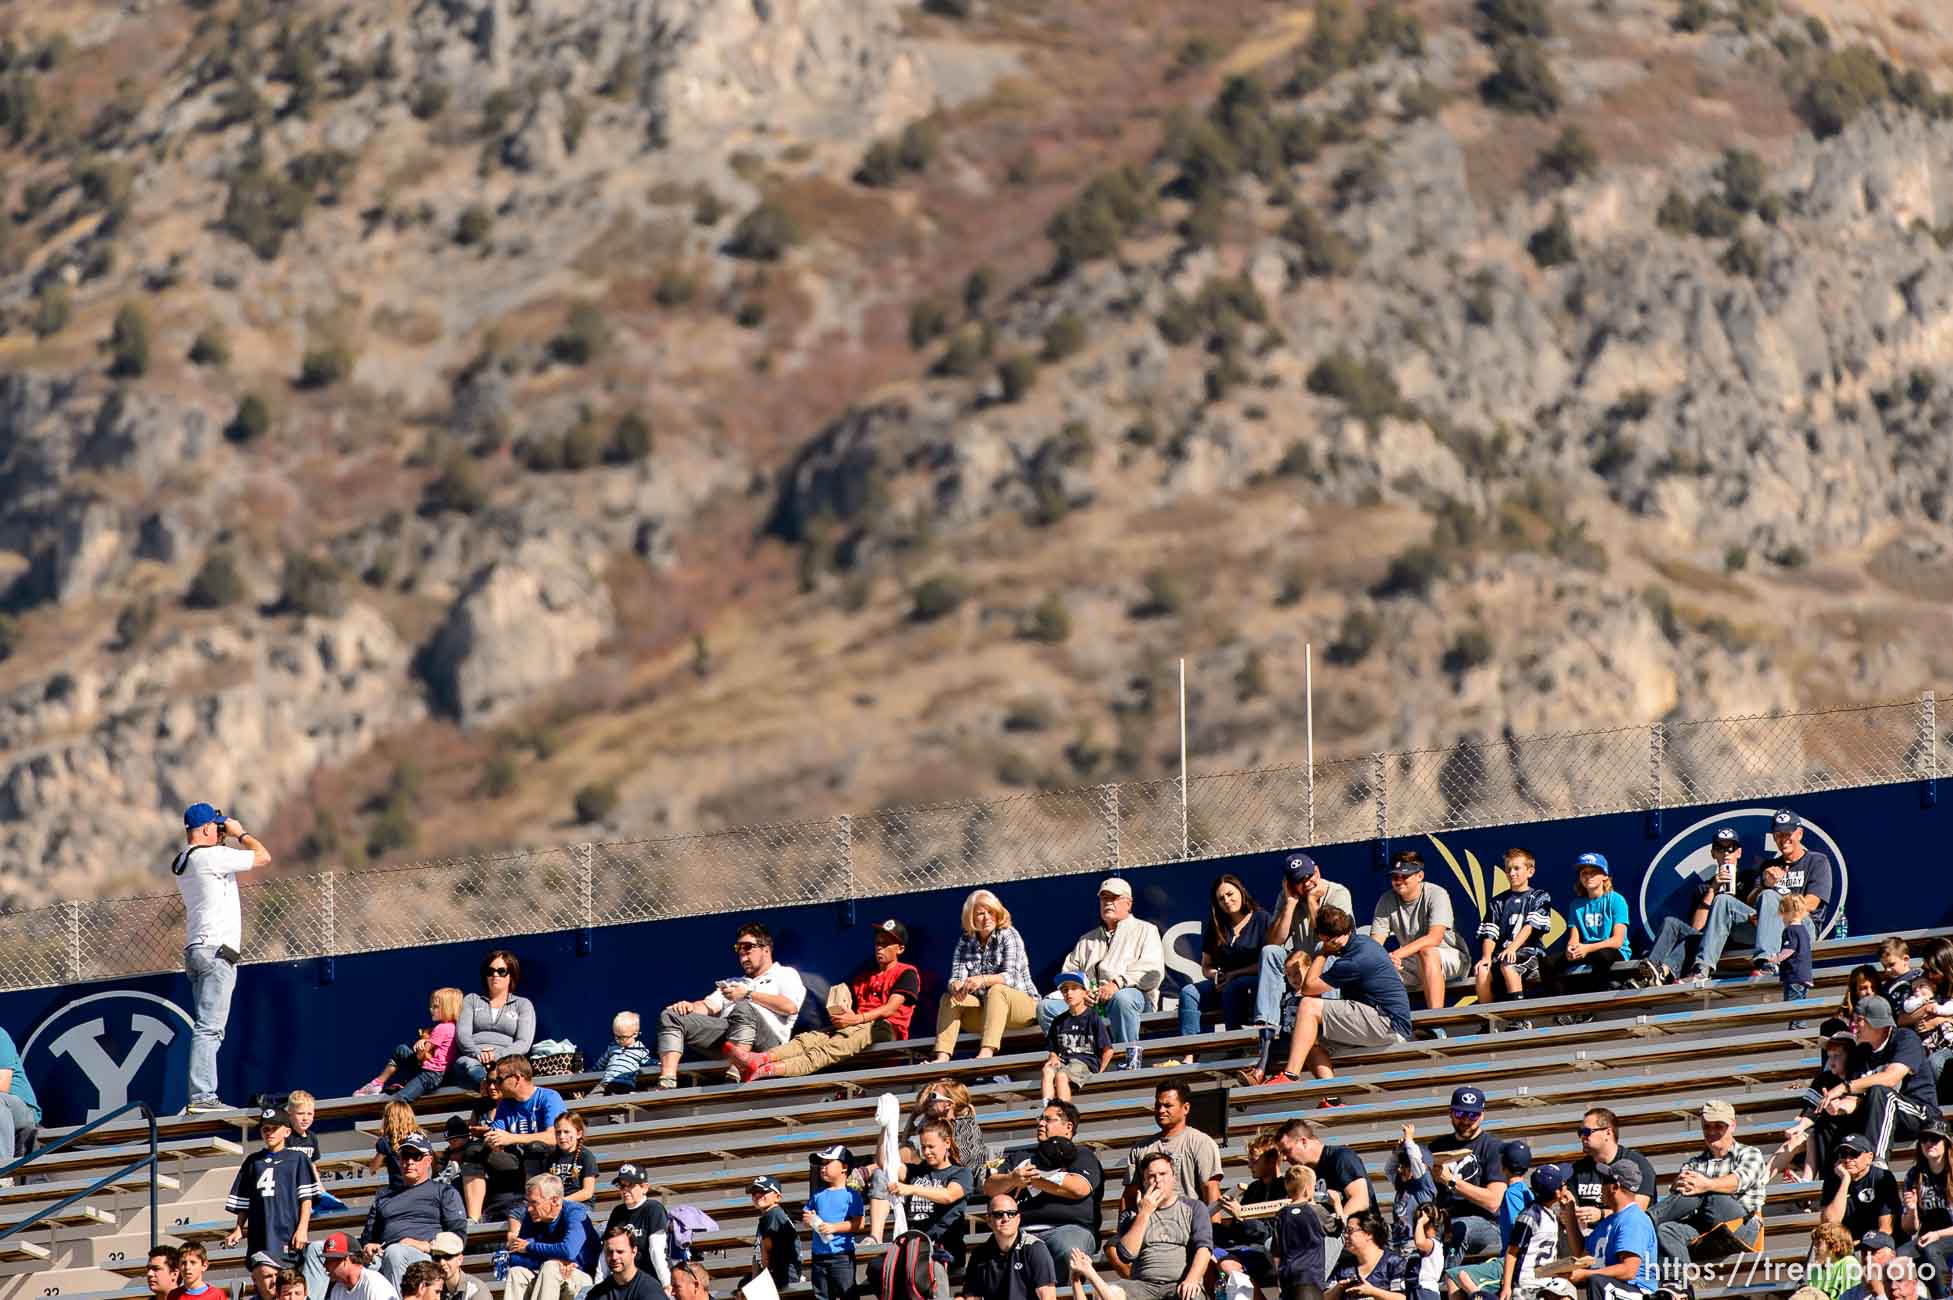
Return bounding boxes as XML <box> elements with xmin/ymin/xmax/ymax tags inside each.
<box><xmin>505</xmin><ymin>1260</ymin><xmax>593</xmax><ymax>1300</ymax></box>
<box><xmin>768</xmin><ymin>1020</ymin><xmax>896</xmax><ymax>1077</ymax></box>
<box><xmin>934</xmin><ymin>984</ymin><xmax>1038</xmax><ymax>1054</ymax></box>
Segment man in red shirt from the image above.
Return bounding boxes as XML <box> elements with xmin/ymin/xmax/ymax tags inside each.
<box><xmin>729</xmin><ymin>919</ymin><xmax>921</xmax><ymax>1080</ymax></box>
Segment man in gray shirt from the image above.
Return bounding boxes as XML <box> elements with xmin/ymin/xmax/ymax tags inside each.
<box><xmin>1111</xmin><ymin>1153</ymin><xmax>1214</xmax><ymax>1300</ymax></box>
<box><xmin>1371</xmin><ymin>851</ymin><xmax>1470</xmax><ymax>1010</ymax></box>
<box><xmin>1249</xmin><ymin>855</ymin><xmax>1354</xmax><ymax>1040</ymax></box>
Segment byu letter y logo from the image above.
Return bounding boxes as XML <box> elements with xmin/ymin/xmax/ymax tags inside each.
<box><xmin>49</xmin><ymin>1016</ymin><xmax>174</xmax><ymax>1120</ymax></box>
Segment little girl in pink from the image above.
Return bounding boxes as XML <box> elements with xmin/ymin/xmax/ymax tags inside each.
<box><xmin>356</xmin><ymin>986</ymin><xmax>463</xmax><ymax>1100</ymax></box>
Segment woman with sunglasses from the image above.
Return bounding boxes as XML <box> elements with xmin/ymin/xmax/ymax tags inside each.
<box><xmin>1902</xmin><ymin>1120</ymin><xmax>1953</xmax><ymax>1284</ymax></box>
<box><xmin>456</xmin><ymin>950</ymin><xmax>536</xmax><ymax>1091</ymax></box>
<box><xmin>654</xmin><ymin>923</ymin><xmax>807</xmax><ymax>1090</ymax></box>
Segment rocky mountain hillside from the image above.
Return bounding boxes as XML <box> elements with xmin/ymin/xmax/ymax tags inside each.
<box><xmin>0</xmin><ymin>0</ymin><xmax>1949</xmax><ymax>905</ymax></box>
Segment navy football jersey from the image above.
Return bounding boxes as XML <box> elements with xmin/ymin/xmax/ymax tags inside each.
<box><xmin>226</xmin><ymin>1147</ymin><xmax>321</xmax><ymax>1254</ymax></box>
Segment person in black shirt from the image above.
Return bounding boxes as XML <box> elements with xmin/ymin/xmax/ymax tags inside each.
<box><xmin>1428</xmin><ymin>1087</ymin><xmax>1506</xmax><ymax>1268</ymax></box>
<box><xmin>1271</xmin><ymin>1164</ymin><xmax>1330</xmax><ymax>1300</ymax></box>
<box><xmin>1816</xmin><ymin>996</ymin><xmax>1942</xmax><ymax>1167</ymax></box>
<box><xmin>1901</xmin><ymin>1123</ymin><xmax>1953</xmax><ymax>1283</ymax></box>
<box><xmin>603</xmin><ymin>1164</ymin><xmax>673</xmax><ymax>1292</ymax></box>
<box><xmin>984</xmin><ymin>1101</ymin><xmax>1104</xmax><ymax>1286</ymax></box>
<box><xmin>961</xmin><ymin>1195</ymin><xmax>1058</xmax><ymax>1300</ymax></box>
<box><xmin>591</xmin><ymin>1225</ymin><xmax>665</xmax><ymax>1300</ymax></box>
<box><xmin>1274</xmin><ymin>1118</ymin><xmax>1372</xmax><ymax>1217</ymax></box>
<box><xmin>747</xmin><ymin>1174</ymin><xmax>799</xmax><ymax>1289</ymax></box>
<box><xmin>223</xmin><ymin>1109</ymin><xmax>321</xmax><ymax>1263</ymax></box>
<box><xmin>892</xmin><ymin>1122</ymin><xmax>974</xmax><ymax>1270</ymax></box>
<box><xmin>1563</xmin><ymin>1107</ymin><xmax>1656</xmax><ymax>1246</ymax></box>
<box><xmin>1822</xmin><ymin>1134</ymin><xmax>1901</xmax><ymax>1241</ymax></box>
<box><xmin>1177</xmin><ymin>875</ymin><xmax>1273</xmax><ymax>1037</ymax></box>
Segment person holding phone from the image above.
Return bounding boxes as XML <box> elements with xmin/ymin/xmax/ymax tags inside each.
<box><xmin>1646</xmin><ymin>826</ymin><xmax>1743</xmax><ymax>985</ymax></box>
<box><xmin>172</xmin><ymin>802</ymin><xmax>272</xmax><ymax>1115</ymax></box>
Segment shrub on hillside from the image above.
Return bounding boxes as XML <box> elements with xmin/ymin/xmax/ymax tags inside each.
<box><xmin>31</xmin><ymin>283</ymin><xmax>71</xmax><ymax>338</ymax></box>
<box><xmin>573</xmin><ymin>782</ymin><xmax>619</xmax><ymax>824</ymax></box>
<box><xmin>1280</xmin><ymin>203</ymin><xmax>1356</xmax><ymax>277</ymax></box>
<box><xmin>1042</xmin><ymin>312</ymin><xmax>1086</xmax><ymax>362</ymax></box>
<box><xmin>1793</xmin><ymin>46</ymin><xmax>1888</xmax><ymax>138</ymax></box>
<box><xmin>1327</xmin><ymin>608</ymin><xmax>1381</xmax><ymax>664</ymax></box>
<box><xmin>279</xmin><ymin>551</ymin><xmax>344</xmax><ymax>617</ymax></box>
<box><xmin>1306</xmin><ymin>351</ymin><xmax>1407</xmax><ymax>428</ymax></box>
<box><xmin>612</xmin><ymin>410</ymin><xmax>653</xmax><ymax>462</ymax></box>
<box><xmin>186</xmin><ymin>549</ymin><xmax>243</xmax><ymax>609</ymax></box>
<box><xmin>108</xmin><ymin>303</ymin><xmax>150</xmax><ymax>377</ymax></box>
<box><xmin>227</xmin><ymin>393</ymin><xmax>271</xmax><ymax>443</ymax></box>
<box><xmin>1538</xmin><ymin>126</ymin><xmax>1598</xmax><ymax>186</ymax></box>
<box><xmin>1476</xmin><ymin>0</ymin><xmax>1551</xmax><ymax>42</ymax></box>
<box><xmin>1022</xmin><ymin>592</ymin><xmax>1071</xmax><ymax>644</ymax></box>
<box><xmin>910</xmin><ymin>575</ymin><xmax>967</xmax><ymax>622</ymax></box>
<box><xmin>454</xmin><ymin>203</ymin><xmax>493</xmax><ymax>246</ymax></box>
<box><xmin>1046</xmin><ymin>167</ymin><xmax>1153</xmax><ymax>272</ymax></box>
<box><xmin>550</xmin><ymin>303</ymin><xmax>610</xmax><ymax>365</ymax></box>
<box><xmin>997</xmin><ymin>355</ymin><xmax>1037</xmax><ymax>403</ymax></box>
<box><xmin>1527</xmin><ymin>205</ymin><xmax>1577</xmax><ymax>267</ymax></box>
<box><xmin>726</xmin><ymin>201</ymin><xmax>798</xmax><ymax>260</ymax></box>
<box><xmin>297</xmin><ymin>347</ymin><xmax>354</xmax><ymax>389</ymax></box>
<box><xmin>189</xmin><ymin>326</ymin><xmax>231</xmax><ymax>368</ymax></box>
<box><xmin>1481</xmin><ymin>38</ymin><xmax>1562</xmax><ymax>116</ymax></box>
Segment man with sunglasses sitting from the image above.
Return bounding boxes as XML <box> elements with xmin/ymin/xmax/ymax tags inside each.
<box><xmin>460</xmin><ymin>1057</ymin><xmax>566</xmax><ymax>1223</ymax></box>
<box><xmin>1564</xmin><ymin>1108</ymin><xmax>1657</xmax><ymax>1247</ymax></box>
<box><xmin>425</xmin><ymin>1232</ymin><xmax>485</xmax><ymax>1300</ymax></box>
<box><xmin>357</xmin><ymin>1132</ymin><xmax>468</xmax><ymax>1287</ymax></box>
<box><xmin>656</xmin><ymin>923</ymin><xmax>808</xmax><ymax>1089</ymax></box>
<box><xmin>962</xmin><ymin>1194</ymin><xmax>1058</xmax><ymax>1300</ymax></box>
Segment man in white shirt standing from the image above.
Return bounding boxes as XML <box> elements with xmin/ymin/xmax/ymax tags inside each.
<box><xmin>1035</xmin><ymin>878</ymin><xmax>1166</xmax><ymax>1071</ymax></box>
<box><xmin>654</xmin><ymin>923</ymin><xmax>807</xmax><ymax>1088</ymax></box>
<box><xmin>172</xmin><ymin>802</ymin><xmax>271</xmax><ymax>1114</ymax></box>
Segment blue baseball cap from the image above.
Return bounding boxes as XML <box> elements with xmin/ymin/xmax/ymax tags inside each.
<box><xmin>1772</xmin><ymin>809</ymin><xmax>1802</xmax><ymax>830</ymax></box>
<box><xmin>184</xmin><ymin>802</ymin><xmax>224</xmax><ymax>830</ymax></box>
<box><xmin>1711</xmin><ymin>827</ymin><xmax>1740</xmax><ymax>847</ymax></box>
<box><xmin>1530</xmin><ymin>1163</ymin><xmax>1567</xmax><ymax>1197</ymax></box>
<box><xmin>1057</xmin><ymin>971</ymin><xmax>1090</xmax><ymax>988</ymax></box>
<box><xmin>1501</xmin><ymin>1140</ymin><xmax>1532</xmax><ymax>1174</ymax></box>
<box><xmin>1450</xmin><ymin>1086</ymin><xmax>1486</xmax><ymax>1114</ymax></box>
<box><xmin>1574</xmin><ymin>851</ymin><xmax>1609</xmax><ymax>874</ymax></box>
<box><xmin>746</xmin><ymin>1174</ymin><xmax>781</xmax><ymax>1195</ymax></box>
<box><xmin>1285</xmin><ymin>854</ymin><xmax>1320</xmax><ymax>885</ymax></box>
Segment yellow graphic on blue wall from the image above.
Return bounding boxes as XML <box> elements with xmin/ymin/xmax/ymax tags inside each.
<box><xmin>1426</xmin><ymin>834</ymin><xmax>1568</xmax><ymax>1006</ymax></box>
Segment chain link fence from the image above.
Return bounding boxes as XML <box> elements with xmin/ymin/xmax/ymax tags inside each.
<box><xmin>0</xmin><ymin>694</ymin><xmax>1935</xmax><ymax>993</ymax></box>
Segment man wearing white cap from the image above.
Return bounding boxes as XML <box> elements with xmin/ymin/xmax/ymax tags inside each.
<box><xmin>1036</xmin><ymin>879</ymin><xmax>1165</xmax><ymax>1071</ymax></box>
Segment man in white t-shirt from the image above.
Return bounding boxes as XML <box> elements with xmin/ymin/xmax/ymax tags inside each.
<box><xmin>654</xmin><ymin>923</ymin><xmax>807</xmax><ymax>1088</ymax></box>
<box><xmin>321</xmin><ymin>1232</ymin><xmax>402</xmax><ymax>1300</ymax></box>
<box><xmin>172</xmin><ymin>802</ymin><xmax>272</xmax><ymax>1114</ymax></box>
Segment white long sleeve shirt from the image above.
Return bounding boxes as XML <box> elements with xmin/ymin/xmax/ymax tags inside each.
<box><xmin>1062</xmin><ymin>919</ymin><xmax>1167</xmax><ymax>1004</ymax></box>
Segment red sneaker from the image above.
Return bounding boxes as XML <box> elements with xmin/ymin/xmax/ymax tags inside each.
<box><xmin>1316</xmin><ymin>1097</ymin><xmax>1343</xmax><ymax>1109</ymax></box>
<box><xmin>1256</xmin><ymin>1071</ymin><xmax>1301</xmax><ymax>1088</ymax></box>
<box><xmin>744</xmin><ymin>1055</ymin><xmax>776</xmax><ymax>1081</ymax></box>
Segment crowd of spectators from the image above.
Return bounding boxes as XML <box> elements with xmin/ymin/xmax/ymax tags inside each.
<box><xmin>50</xmin><ymin>801</ymin><xmax>1939</xmax><ymax>1300</ymax></box>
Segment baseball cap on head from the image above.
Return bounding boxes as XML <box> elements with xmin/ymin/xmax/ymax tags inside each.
<box><xmin>1574</xmin><ymin>851</ymin><xmax>1609</xmax><ymax>874</ymax></box>
<box><xmin>1450</xmin><ymin>1086</ymin><xmax>1486</xmax><ymax>1114</ymax></box>
<box><xmin>249</xmin><ymin>1251</ymin><xmax>283</xmax><ymax>1271</ymax></box>
<box><xmin>1711</xmin><ymin>827</ymin><xmax>1740</xmax><ymax>847</ymax></box>
<box><xmin>875</xmin><ymin>919</ymin><xmax>909</xmax><ymax>945</ymax></box>
<box><xmin>815</xmin><ymin>1144</ymin><xmax>852</xmax><ymax>1165</ymax></box>
<box><xmin>747</xmin><ymin>1175</ymin><xmax>782</xmax><ymax>1196</ymax></box>
<box><xmin>1856</xmin><ymin>995</ymin><xmax>1897</xmax><ymax>1029</ymax></box>
<box><xmin>614</xmin><ymin>1163</ymin><xmax>649</xmax><ymax>1186</ymax></box>
<box><xmin>1056</xmin><ymin>971</ymin><xmax>1089</xmax><ymax>989</ymax></box>
<box><xmin>1700</xmin><ymin>1099</ymin><xmax>1736</xmax><ymax>1124</ymax></box>
<box><xmin>398</xmin><ymin>1131</ymin><xmax>433</xmax><ymax>1157</ymax></box>
<box><xmin>1840</xmin><ymin>1133</ymin><xmax>1874</xmax><ymax>1157</ymax></box>
<box><xmin>1098</xmin><ymin>877</ymin><xmax>1132</xmax><ymax>899</ymax></box>
<box><xmin>1501</xmin><ymin>1140</ymin><xmax>1532</xmax><ymax>1174</ymax></box>
<box><xmin>428</xmin><ymin>1231</ymin><xmax>465</xmax><ymax>1259</ymax></box>
<box><xmin>184</xmin><ymin>802</ymin><xmax>224</xmax><ymax>830</ymax></box>
<box><xmin>1530</xmin><ymin>1163</ymin><xmax>1567</xmax><ymax>1198</ymax></box>
<box><xmin>257</xmin><ymin>1106</ymin><xmax>293</xmax><ymax>1129</ymax></box>
<box><xmin>445</xmin><ymin>1114</ymin><xmax>471</xmax><ymax>1140</ymax></box>
<box><xmin>1861</xmin><ymin>1231</ymin><xmax>1897</xmax><ymax>1254</ymax></box>
<box><xmin>1772</xmin><ymin>809</ymin><xmax>1802</xmax><ymax>830</ymax></box>
<box><xmin>1284</xmin><ymin>854</ymin><xmax>1320</xmax><ymax>885</ymax></box>
<box><xmin>1597</xmin><ymin>1160</ymin><xmax>1643</xmax><ymax>1193</ymax></box>
<box><xmin>320</xmin><ymin>1231</ymin><xmax>357</xmax><ymax>1259</ymax></box>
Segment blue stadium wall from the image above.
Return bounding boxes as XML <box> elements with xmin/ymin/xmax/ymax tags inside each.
<box><xmin>7</xmin><ymin>780</ymin><xmax>1945</xmax><ymax>1128</ymax></box>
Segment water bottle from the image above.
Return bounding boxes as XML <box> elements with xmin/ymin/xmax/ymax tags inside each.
<box><xmin>493</xmin><ymin>1248</ymin><xmax>511</xmax><ymax>1281</ymax></box>
<box><xmin>1834</xmin><ymin>909</ymin><xmax>1848</xmax><ymax>940</ymax></box>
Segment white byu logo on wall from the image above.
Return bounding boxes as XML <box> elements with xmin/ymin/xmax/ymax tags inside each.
<box><xmin>22</xmin><ymin>990</ymin><xmax>195</xmax><ymax>1123</ymax></box>
<box><xmin>1636</xmin><ymin>806</ymin><xmax>1849</xmax><ymax>942</ymax></box>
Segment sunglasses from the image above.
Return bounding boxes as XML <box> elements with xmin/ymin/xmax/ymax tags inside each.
<box><xmin>487</xmin><ymin>967</ymin><xmax>511</xmax><ymax>976</ymax></box>
<box><xmin>430</xmin><ymin>1253</ymin><xmax>457</xmax><ymax>1263</ymax></box>
<box><xmin>990</xmin><ymin>1209</ymin><xmax>1020</xmax><ymax>1219</ymax></box>
<box><xmin>402</xmin><ymin>1150</ymin><xmax>431</xmax><ymax>1160</ymax></box>
<box><xmin>732</xmin><ymin>942</ymin><xmax>764</xmax><ymax>953</ymax></box>
<box><xmin>1577</xmin><ymin>1126</ymin><xmax>1608</xmax><ymax>1138</ymax></box>
<box><xmin>1450</xmin><ymin>1109</ymin><xmax>1480</xmax><ymax>1120</ymax></box>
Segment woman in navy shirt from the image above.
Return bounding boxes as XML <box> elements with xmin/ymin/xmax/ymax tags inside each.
<box><xmin>1178</xmin><ymin>874</ymin><xmax>1273</xmax><ymax>1037</ymax></box>
<box><xmin>1326</xmin><ymin>1211</ymin><xmax>1407</xmax><ymax>1300</ymax></box>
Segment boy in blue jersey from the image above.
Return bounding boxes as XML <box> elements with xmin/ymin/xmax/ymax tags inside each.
<box><xmin>1570</xmin><ymin>1162</ymin><xmax>1658</xmax><ymax>1300</ymax></box>
<box><xmin>223</xmin><ymin>1108</ymin><xmax>321</xmax><ymax>1264</ymax></box>
<box><xmin>1473</xmin><ymin>848</ymin><xmax>1552</xmax><ymax>1025</ymax></box>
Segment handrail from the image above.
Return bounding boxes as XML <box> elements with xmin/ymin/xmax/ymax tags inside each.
<box><xmin>0</xmin><ymin>1100</ymin><xmax>157</xmax><ymax>1252</ymax></box>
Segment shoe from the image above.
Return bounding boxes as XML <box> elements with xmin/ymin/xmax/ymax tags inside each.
<box><xmin>1654</xmin><ymin>964</ymin><xmax>1675</xmax><ymax>986</ymax></box>
<box><xmin>1750</xmin><ymin>963</ymin><xmax>1778</xmax><ymax>980</ymax></box>
<box><xmin>1316</xmin><ymin>1096</ymin><xmax>1343</xmax><ymax>1109</ymax></box>
<box><xmin>1508</xmin><ymin>1019</ymin><xmax>1535</xmax><ymax>1032</ymax></box>
<box><xmin>1123</xmin><ymin>1046</ymin><xmax>1144</xmax><ymax>1071</ymax></box>
<box><xmin>183</xmin><ymin>1098</ymin><xmax>231</xmax><ymax>1114</ymax></box>
<box><xmin>1623</xmin><ymin>960</ymin><xmax>1660</xmax><ymax>988</ymax></box>
<box><xmin>1256</xmin><ymin>1071</ymin><xmax>1301</xmax><ymax>1088</ymax></box>
<box><xmin>1552</xmin><ymin>1013</ymin><xmax>1595</xmax><ymax>1027</ymax></box>
<box><xmin>354</xmin><ymin>1078</ymin><xmax>386</xmax><ymax>1097</ymax></box>
<box><xmin>655</xmin><ymin>1076</ymin><xmax>679</xmax><ymax>1090</ymax></box>
<box><xmin>1687</xmin><ymin>965</ymin><xmax>1713</xmax><ymax>984</ymax></box>
<box><xmin>742</xmin><ymin>1055</ymin><xmax>776</xmax><ymax>1082</ymax></box>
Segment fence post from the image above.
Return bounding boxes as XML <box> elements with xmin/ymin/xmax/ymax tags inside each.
<box><xmin>65</xmin><ymin>900</ymin><xmax>81</xmax><ymax>984</ymax></box>
<box><xmin>835</xmin><ymin>816</ymin><xmax>856</xmax><ymax>927</ymax></box>
<box><xmin>319</xmin><ymin>872</ymin><xmax>336</xmax><ymax>984</ymax></box>
<box><xmin>578</xmin><ymin>843</ymin><xmax>594</xmax><ymax>929</ymax></box>
<box><xmin>1372</xmin><ymin>752</ymin><xmax>1388</xmax><ymax>870</ymax></box>
<box><xmin>1921</xmin><ymin>692</ymin><xmax>1938</xmax><ymax>809</ymax></box>
<box><xmin>1647</xmin><ymin>723</ymin><xmax>1666</xmax><ymax>839</ymax></box>
<box><xmin>1099</xmin><ymin>785</ymin><xmax>1121</xmax><ymax>871</ymax></box>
